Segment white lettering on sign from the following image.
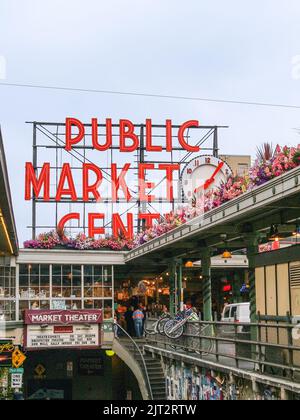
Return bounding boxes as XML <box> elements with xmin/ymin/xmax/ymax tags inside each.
<box><xmin>26</xmin><ymin>325</ymin><xmax>100</xmax><ymax>349</ymax></box>
<box><xmin>11</xmin><ymin>373</ymin><xmax>23</xmax><ymax>389</ymax></box>
<box><xmin>64</xmin><ymin>313</ymin><xmax>99</xmax><ymax>323</ymax></box>
<box><xmin>25</xmin><ymin>310</ymin><xmax>102</xmax><ymax>325</ymax></box>
<box><xmin>30</xmin><ymin>314</ymin><xmax>63</xmax><ymax>323</ymax></box>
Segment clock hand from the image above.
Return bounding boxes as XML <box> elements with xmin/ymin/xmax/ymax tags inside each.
<box><xmin>194</xmin><ymin>162</ymin><xmax>225</xmax><ymax>193</ymax></box>
<box><xmin>203</xmin><ymin>162</ymin><xmax>225</xmax><ymax>188</ymax></box>
<box><xmin>210</xmin><ymin>161</ymin><xmax>224</xmax><ymax>180</ymax></box>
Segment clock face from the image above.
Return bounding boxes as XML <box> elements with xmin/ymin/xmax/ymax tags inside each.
<box><xmin>181</xmin><ymin>155</ymin><xmax>232</xmax><ymax>201</ymax></box>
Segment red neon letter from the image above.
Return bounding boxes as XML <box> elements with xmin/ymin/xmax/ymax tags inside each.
<box><xmin>112</xmin><ymin>213</ymin><xmax>133</xmax><ymax>240</ymax></box>
<box><xmin>58</xmin><ymin>213</ymin><xmax>80</xmax><ymax>231</ymax></box>
<box><xmin>178</xmin><ymin>120</ymin><xmax>200</xmax><ymax>152</ymax></box>
<box><xmin>139</xmin><ymin>163</ymin><xmax>156</xmax><ymax>202</ymax></box>
<box><xmin>138</xmin><ymin>213</ymin><xmax>160</xmax><ymax>229</ymax></box>
<box><xmin>119</xmin><ymin>119</ymin><xmax>139</xmax><ymax>152</ymax></box>
<box><xmin>111</xmin><ymin>163</ymin><xmax>132</xmax><ymax>202</ymax></box>
<box><xmin>88</xmin><ymin>213</ymin><xmax>105</xmax><ymax>238</ymax></box>
<box><xmin>56</xmin><ymin>163</ymin><xmax>78</xmax><ymax>201</ymax></box>
<box><xmin>146</xmin><ymin>119</ymin><xmax>162</xmax><ymax>152</ymax></box>
<box><xmin>65</xmin><ymin>118</ymin><xmax>85</xmax><ymax>151</ymax></box>
<box><xmin>83</xmin><ymin>163</ymin><xmax>103</xmax><ymax>202</ymax></box>
<box><xmin>159</xmin><ymin>164</ymin><xmax>180</xmax><ymax>201</ymax></box>
<box><xmin>92</xmin><ymin>118</ymin><xmax>112</xmax><ymax>151</ymax></box>
<box><xmin>166</xmin><ymin>119</ymin><xmax>173</xmax><ymax>152</ymax></box>
<box><xmin>25</xmin><ymin>162</ymin><xmax>50</xmax><ymax>201</ymax></box>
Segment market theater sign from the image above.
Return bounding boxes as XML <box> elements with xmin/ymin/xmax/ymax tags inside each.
<box><xmin>25</xmin><ymin>309</ymin><xmax>102</xmax><ymax>325</ymax></box>
<box><xmin>24</xmin><ymin>310</ymin><xmax>103</xmax><ymax>350</ymax></box>
<box><xmin>24</xmin><ymin>118</ymin><xmax>201</xmax><ymax>239</ymax></box>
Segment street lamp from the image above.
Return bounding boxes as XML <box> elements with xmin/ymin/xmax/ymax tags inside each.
<box><xmin>185</xmin><ymin>261</ymin><xmax>194</xmax><ymax>268</ymax></box>
<box><xmin>222</xmin><ymin>250</ymin><xmax>232</xmax><ymax>259</ymax></box>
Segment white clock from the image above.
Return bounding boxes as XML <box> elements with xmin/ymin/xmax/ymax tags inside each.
<box><xmin>181</xmin><ymin>155</ymin><xmax>232</xmax><ymax>201</ymax></box>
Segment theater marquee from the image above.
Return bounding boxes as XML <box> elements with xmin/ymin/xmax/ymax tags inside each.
<box><xmin>24</xmin><ymin>309</ymin><xmax>103</xmax><ymax>351</ymax></box>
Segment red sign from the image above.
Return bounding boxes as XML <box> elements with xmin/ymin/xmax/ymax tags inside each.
<box><xmin>53</xmin><ymin>326</ymin><xmax>73</xmax><ymax>334</ymax></box>
<box><xmin>25</xmin><ymin>309</ymin><xmax>103</xmax><ymax>325</ymax></box>
<box><xmin>259</xmin><ymin>241</ymin><xmax>280</xmax><ymax>253</ymax></box>
<box><xmin>24</xmin><ymin>118</ymin><xmax>201</xmax><ymax>239</ymax></box>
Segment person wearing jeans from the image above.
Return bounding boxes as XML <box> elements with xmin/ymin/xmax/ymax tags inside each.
<box><xmin>132</xmin><ymin>308</ymin><xmax>144</xmax><ymax>338</ymax></box>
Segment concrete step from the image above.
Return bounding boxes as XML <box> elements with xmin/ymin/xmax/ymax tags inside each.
<box><xmin>151</xmin><ymin>388</ymin><xmax>166</xmax><ymax>393</ymax></box>
<box><xmin>150</xmin><ymin>380</ymin><xmax>165</xmax><ymax>386</ymax></box>
<box><xmin>148</xmin><ymin>370</ymin><xmax>164</xmax><ymax>375</ymax></box>
<box><xmin>149</xmin><ymin>373</ymin><xmax>165</xmax><ymax>378</ymax></box>
<box><xmin>151</xmin><ymin>383</ymin><xmax>166</xmax><ymax>392</ymax></box>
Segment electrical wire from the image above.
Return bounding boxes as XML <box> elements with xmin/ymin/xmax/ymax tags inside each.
<box><xmin>0</xmin><ymin>82</ymin><xmax>300</xmax><ymax>110</ymax></box>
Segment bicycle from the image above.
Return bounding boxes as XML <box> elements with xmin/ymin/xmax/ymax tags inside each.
<box><xmin>164</xmin><ymin>309</ymin><xmax>197</xmax><ymax>339</ymax></box>
<box><xmin>164</xmin><ymin>310</ymin><xmax>215</xmax><ymax>355</ymax></box>
<box><xmin>144</xmin><ymin>312</ymin><xmax>171</xmax><ymax>336</ymax></box>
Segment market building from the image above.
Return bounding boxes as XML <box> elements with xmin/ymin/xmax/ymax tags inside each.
<box><xmin>1</xmin><ymin>120</ymin><xmax>300</xmax><ymax>400</ymax></box>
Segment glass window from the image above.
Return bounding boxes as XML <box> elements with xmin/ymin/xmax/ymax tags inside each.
<box><xmin>231</xmin><ymin>306</ymin><xmax>238</xmax><ymax>319</ymax></box>
<box><xmin>223</xmin><ymin>307</ymin><xmax>230</xmax><ymax>319</ymax></box>
<box><xmin>0</xmin><ymin>300</ymin><xmax>16</xmax><ymax>321</ymax></box>
<box><xmin>104</xmin><ymin>301</ymin><xmax>113</xmax><ymax>319</ymax></box>
<box><xmin>0</xmin><ymin>266</ymin><xmax>15</xmax><ymax>298</ymax></box>
<box><xmin>17</xmin><ymin>263</ymin><xmax>114</xmax><ymax>320</ymax></box>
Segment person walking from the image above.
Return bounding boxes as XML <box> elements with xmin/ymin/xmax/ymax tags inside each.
<box><xmin>132</xmin><ymin>307</ymin><xmax>144</xmax><ymax>338</ymax></box>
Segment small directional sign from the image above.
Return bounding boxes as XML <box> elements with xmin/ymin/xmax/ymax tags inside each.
<box><xmin>12</xmin><ymin>348</ymin><xmax>27</xmax><ymax>369</ymax></box>
<box><xmin>11</xmin><ymin>373</ymin><xmax>23</xmax><ymax>389</ymax></box>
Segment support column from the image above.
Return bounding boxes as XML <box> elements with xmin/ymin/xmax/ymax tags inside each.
<box><xmin>245</xmin><ymin>233</ymin><xmax>260</xmax><ymax>363</ymax></box>
<box><xmin>177</xmin><ymin>260</ymin><xmax>184</xmax><ymax>312</ymax></box>
<box><xmin>169</xmin><ymin>262</ymin><xmax>177</xmax><ymax>316</ymax></box>
<box><xmin>246</xmin><ymin>234</ymin><xmax>260</xmax><ymax>323</ymax></box>
<box><xmin>202</xmin><ymin>250</ymin><xmax>212</xmax><ymax>321</ymax></box>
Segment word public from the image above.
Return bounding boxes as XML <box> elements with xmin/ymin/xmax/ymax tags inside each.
<box><xmin>65</xmin><ymin>118</ymin><xmax>201</xmax><ymax>153</ymax></box>
<box><xmin>25</xmin><ymin>118</ymin><xmax>201</xmax><ymax>240</ymax></box>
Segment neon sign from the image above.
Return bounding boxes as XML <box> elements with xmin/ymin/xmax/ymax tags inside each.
<box><xmin>25</xmin><ymin>118</ymin><xmax>201</xmax><ymax>239</ymax></box>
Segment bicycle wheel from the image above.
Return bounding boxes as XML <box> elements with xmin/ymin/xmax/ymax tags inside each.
<box><xmin>157</xmin><ymin>317</ymin><xmax>171</xmax><ymax>335</ymax></box>
<box><xmin>164</xmin><ymin>319</ymin><xmax>184</xmax><ymax>339</ymax></box>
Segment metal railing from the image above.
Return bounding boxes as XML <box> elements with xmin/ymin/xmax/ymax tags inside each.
<box><xmin>145</xmin><ymin>318</ymin><xmax>300</xmax><ymax>383</ymax></box>
<box><xmin>115</xmin><ymin>323</ymin><xmax>154</xmax><ymax>400</ymax></box>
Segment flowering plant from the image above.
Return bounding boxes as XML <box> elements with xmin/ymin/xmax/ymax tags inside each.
<box><xmin>24</xmin><ymin>230</ymin><xmax>134</xmax><ymax>251</ymax></box>
<box><xmin>24</xmin><ymin>230</ymin><xmax>60</xmax><ymax>249</ymax></box>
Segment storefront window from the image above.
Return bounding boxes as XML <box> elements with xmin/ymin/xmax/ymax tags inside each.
<box><xmin>0</xmin><ymin>259</ymin><xmax>16</xmax><ymax>321</ymax></box>
<box><xmin>84</xmin><ymin>266</ymin><xmax>113</xmax><ymax>298</ymax></box>
<box><xmin>0</xmin><ymin>300</ymin><xmax>16</xmax><ymax>321</ymax></box>
<box><xmin>19</xmin><ymin>264</ymin><xmax>50</xmax><ymax>299</ymax></box>
<box><xmin>0</xmin><ymin>265</ymin><xmax>16</xmax><ymax>298</ymax></box>
<box><xmin>17</xmin><ymin>264</ymin><xmax>114</xmax><ymax>320</ymax></box>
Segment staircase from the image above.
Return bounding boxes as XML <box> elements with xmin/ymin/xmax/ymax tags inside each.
<box><xmin>117</xmin><ymin>334</ymin><xmax>166</xmax><ymax>400</ymax></box>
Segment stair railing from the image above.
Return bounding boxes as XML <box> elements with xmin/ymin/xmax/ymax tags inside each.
<box><xmin>115</xmin><ymin>323</ymin><xmax>154</xmax><ymax>401</ymax></box>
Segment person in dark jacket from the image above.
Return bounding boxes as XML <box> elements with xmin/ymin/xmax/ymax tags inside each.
<box><xmin>124</xmin><ymin>306</ymin><xmax>135</xmax><ymax>336</ymax></box>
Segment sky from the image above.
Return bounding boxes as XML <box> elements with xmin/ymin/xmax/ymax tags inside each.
<box><xmin>0</xmin><ymin>0</ymin><xmax>300</xmax><ymax>243</ymax></box>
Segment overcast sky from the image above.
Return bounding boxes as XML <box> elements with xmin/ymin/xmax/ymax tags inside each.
<box><xmin>0</xmin><ymin>0</ymin><xmax>300</xmax><ymax>243</ymax></box>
